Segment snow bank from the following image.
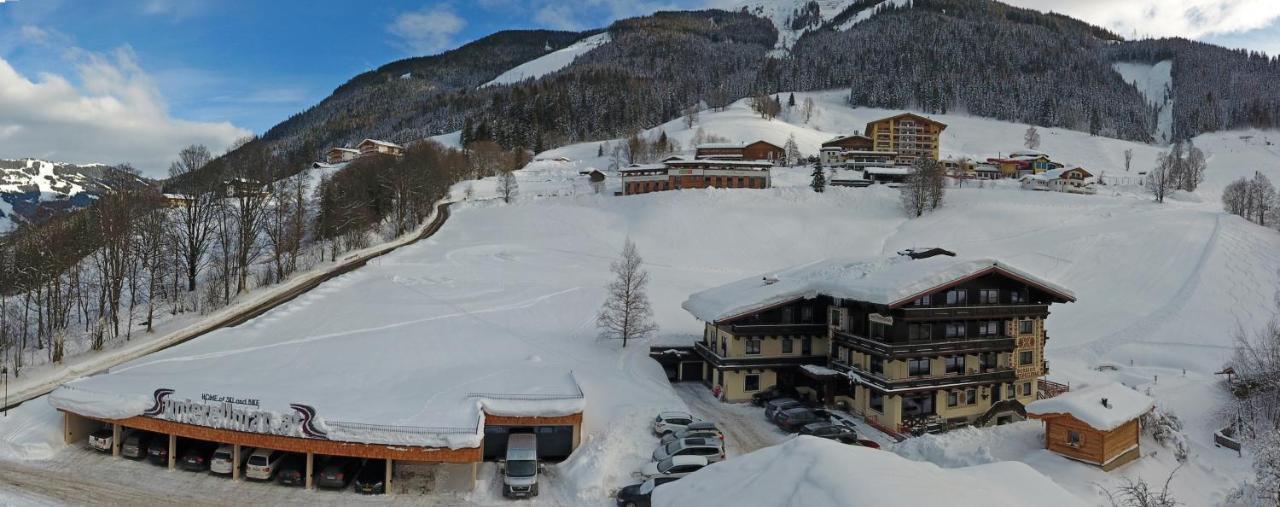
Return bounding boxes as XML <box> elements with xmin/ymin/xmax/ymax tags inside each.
<box><xmin>682</xmin><ymin>255</ymin><xmax>1075</xmax><ymax>322</ymax></box>
<box><xmin>0</xmin><ymin>397</ymin><xmax>64</xmax><ymax>461</ymax></box>
<box><xmin>1027</xmin><ymin>382</ymin><xmax>1154</xmax><ymax>431</ymax></box>
<box><xmin>654</xmin><ymin>436</ymin><xmax>1086</xmax><ymax>506</ymax></box>
<box><xmin>483</xmin><ymin>33</ymin><xmax>611</xmax><ymax>87</ymax></box>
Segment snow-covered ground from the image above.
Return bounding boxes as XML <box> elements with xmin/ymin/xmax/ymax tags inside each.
<box><xmin>1114</xmin><ymin>60</ymin><xmax>1174</xmax><ymax>144</ymax></box>
<box><xmin>483</xmin><ymin>33</ymin><xmax>611</xmax><ymax>88</ymax></box>
<box><xmin>3</xmin><ymin>92</ymin><xmax>1279</xmax><ymax>504</ymax></box>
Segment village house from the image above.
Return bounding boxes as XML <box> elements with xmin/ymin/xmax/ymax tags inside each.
<box><xmin>988</xmin><ymin>150</ymin><xmax>1064</xmax><ymax>178</ymax></box>
<box><xmin>325</xmin><ymin>147</ymin><xmax>359</xmax><ymax>164</ymax></box>
<box><xmin>357</xmin><ymin>138</ymin><xmax>406</xmax><ymax>158</ymax></box>
<box><xmin>865</xmin><ymin>113</ymin><xmax>947</xmax><ymax>163</ymax></box>
<box><xmin>1026</xmin><ymin>383</ymin><xmax>1154</xmax><ymax>470</ymax></box>
<box><xmin>619</xmin><ymin>158</ymin><xmax>771</xmax><ymax>196</ymax></box>
<box><xmin>680</xmin><ymin>249</ymin><xmax>1075</xmax><ymax>436</ymax></box>
<box><xmin>695</xmin><ymin>140</ymin><xmax>785</xmax><ymax>162</ymax></box>
<box><xmin>222</xmin><ymin>178</ymin><xmax>267</xmax><ymax>199</ymax></box>
<box><xmin>1020</xmin><ymin>167</ymin><xmax>1096</xmax><ymax>194</ymax></box>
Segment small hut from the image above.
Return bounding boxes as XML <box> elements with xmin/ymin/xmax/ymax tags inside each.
<box><xmin>1026</xmin><ymin>383</ymin><xmax>1154</xmax><ymax>471</ymax></box>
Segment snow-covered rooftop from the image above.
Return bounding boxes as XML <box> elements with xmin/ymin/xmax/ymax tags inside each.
<box><xmin>653</xmin><ymin>436</ymin><xmax>1086</xmax><ymax>506</ymax></box>
<box><xmin>1027</xmin><ymin>383</ymin><xmax>1154</xmax><ymax>431</ymax></box>
<box><xmin>359</xmin><ymin>139</ymin><xmax>403</xmax><ymax>149</ymax></box>
<box><xmin>682</xmin><ymin>255</ymin><xmax>1075</xmax><ymax>323</ymax></box>
<box><xmin>695</xmin><ymin>143</ymin><xmax>745</xmax><ymax>150</ymax></box>
<box><xmin>865</xmin><ymin>166</ymin><xmax>911</xmax><ymax>176</ymax></box>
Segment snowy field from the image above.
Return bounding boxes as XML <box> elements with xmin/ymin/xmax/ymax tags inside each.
<box><xmin>3</xmin><ymin>92</ymin><xmax>1280</xmax><ymax>505</ymax></box>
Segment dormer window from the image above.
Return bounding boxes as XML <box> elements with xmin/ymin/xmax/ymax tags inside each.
<box><xmin>978</xmin><ymin>289</ymin><xmax>999</xmax><ymax>305</ymax></box>
<box><xmin>945</xmin><ymin>289</ymin><xmax>967</xmax><ymax>305</ymax></box>
<box><xmin>913</xmin><ymin>294</ymin><xmax>932</xmax><ymax>306</ymax></box>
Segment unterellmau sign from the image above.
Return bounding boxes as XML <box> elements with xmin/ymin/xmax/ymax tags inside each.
<box><xmin>143</xmin><ymin>388</ymin><xmax>328</xmax><ymax>439</ymax></box>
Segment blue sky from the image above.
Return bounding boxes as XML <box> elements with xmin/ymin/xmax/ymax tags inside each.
<box><xmin>0</xmin><ymin>0</ymin><xmax>1277</xmax><ymax>175</ymax></box>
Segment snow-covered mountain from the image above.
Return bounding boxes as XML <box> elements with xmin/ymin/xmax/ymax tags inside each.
<box><xmin>735</xmin><ymin>0</ymin><xmax>909</xmax><ymax>55</ymax></box>
<box><xmin>0</xmin><ymin>158</ymin><xmax>146</xmax><ymax>233</ymax></box>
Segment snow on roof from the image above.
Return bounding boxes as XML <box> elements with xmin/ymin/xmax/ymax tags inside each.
<box><xmin>328</xmin><ymin>147</ymin><xmax>359</xmax><ymax>153</ymax></box>
<box><xmin>865</xmin><ymin>166</ymin><xmax>911</xmax><ymax>176</ymax></box>
<box><xmin>653</xmin><ymin>437</ymin><xmax>1086</xmax><ymax>507</ymax></box>
<box><xmin>620</xmin><ymin>164</ymin><xmax>667</xmax><ymax>172</ymax></box>
<box><xmin>696</xmin><ymin>143</ymin><xmax>745</xmax><ymax>150</ymax></box>
<box><xmin>800</xmin><ymin>364</ymin><xmax>841</xmax><ymax>377</ymax></box>
<box><xmin>682</xmin><ymin>255</ymin><xmax>1075</xmax><ymax>323</ymax></box>
<box><xmin>1026</xmin><ymin>383</ymin><xmax>1154</xmax><ymax>431</ymax></box>
<box><xmin>359</xmin><ymin>139</ymin><xmax>403</xmax><ymax>149</ymax></box>
<box><xmin>667</xmin><ymin>159</ymin><xmax>772</xmax><ymax>168</ymax></box>
<box><xmin>1009</xmin><ymin>149</ymin><xmax>1049</xmax><ymax>158</ymax></box>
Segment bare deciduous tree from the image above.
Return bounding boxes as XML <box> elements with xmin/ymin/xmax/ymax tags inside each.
<box><xmin>596</xmin><ymin>238</ymin><xmax>656</xmax><ymax>347</ymax></box>
<box><xmin>1147</xmin><ymin>151</ymin><xmax>1174</xmax><ymax>203</ymax></box>
<box><xmin>901</xmin><ymin>159</ymin><xmax>946</xmax><ymax>217</ymax></box>
<box><xmin>167</xmin><ymin>144</ymin><xmax>217</xmax><ymax>294</ymax></box>
<box><xmin>1124</xmin><ymin>148</ymin><xmax>1134</xmax><ymax>172</ymax></box>
<box><xmin>498</xmin><ymin>168</ymin><xmax>519</xmax><ymax>204</ymax></box>
<box><xmin>1024</xmin><ymin>125</ymin><xmax>1041</xmax><ymax>150</ymax></box>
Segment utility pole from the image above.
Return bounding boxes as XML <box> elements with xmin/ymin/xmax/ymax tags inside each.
<box><xmin>2</xmin><ymin>365</ymin><xmax>7</xmax><ymax>417</ymax></box>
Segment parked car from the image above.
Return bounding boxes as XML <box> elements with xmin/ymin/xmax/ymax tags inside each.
<box><xmin>210</xmin><ymin>444</ymin><xmax>253</xmax><ymax>475</ymax></box>
<box><xmin>120</xmin><ymin>430</ymin><xmax>156</xmax><ymax>460</ymax></box>
<box><xmin>764</xmin><ymin>398</ymin><xmax>804</xmax><ymax>422</ymax></box>
<box><xmin>146</xmin><ymin>438</ymin><xmax>174</xmax><ymax>466</ymax></box>
<box><xmin>179</xmin><ymin>441</ymin><xmax>219</xmax><ymax>471</ymax></box>
<box><xmin>751</xmin><ymin>385</ymin><xmax>800</xmax><ymax>406</ymax></box>
<box><xmin>652</xmin><ymin>411</ymin><xmax>698</xmax><ymax>436</ymax></box>
<box><xmin>775</xmin><ymin>408</ymin><xmax>828</xmax><ymax>432</ymax></box>
<box><xmin>88</xmin><ymin>428</ymin><xmax>114</xmax><ymax>453</ymax></box>
<box><xmin>316</xmin><ymin>457</ymin><xmax>360</xmax><ymax>489</ymax></box>
<box><xmin>244</xmin><ymin>448</ymin><xmax>286</xmax><ymax>480</ymax></box>
<box><xmin>799</xmin><ymin>422</ymin><xmax>859</xmax><ymax>444</ymax></box>
<box><xmin>615</xmin><ymin>477</ymin><xmax>680</xmax><ymax>507</ymax></box>
<box><xmin>501</xmin><ymin>433</ymin><xmax>542</xmax><ymax>498</ymax></box>
<box><xmin>638</xmin><ymin>455</ymin><xmax>709</xmax><ymax>480</ymax></box>
<box><xmin>354</xmin><ymin>459</ymin><xmax>389</xmax><ymax>495</ymax></box>
<box><xmin>651</xmin><ymin>437</ymin><xmax>725</xmax><ymax>464</ymax></box>
<box><xmin>659</xmin><ymin>422</ymin><xmax>723</xmax><ymax>446</ymax></box>
<box><xmin>274</xmin><ymin>454</ymin><xmax>309</xmax><ymax>487</ymax></box>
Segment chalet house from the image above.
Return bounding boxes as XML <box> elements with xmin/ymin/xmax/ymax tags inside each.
<box><xmin>162</xmin><ymin>193</ymin><xmax>194</xmax><ymax>208</ymax></box>
<box><xmin>620</xmin><ymin>158</ymin><xmax>771</xmax><ymax>196</ymax></box>
<box><xmin>326</xmin><ymin>147</ymin><xmax>359</xmax><ymax>164</ymax></box>
<box><xmin>222</xmin><ymin>178</ymin><xmax>267</xmax><ymax>199</ymax></box>
<box><xmin>681</xmin><ymin>251</ymin><xmax>1075</xmax><ymax>436</ymax></box>
<box><xmin>1027</xmin><ymin>383</ymin><xmax>1154</xmax><ymax>470</ymax></box>
<box><xmin>865</xmin><ymin>113</ymin><xmax>947</xmax><ymax>163</ymax></box>
<box><xmin>695</xmin><ymin>141</ymin><xmax>785</xmax><ymax>162</ymax></box>
<box><xmin>357</xmin><ymin>139</ymin><xmax>405</xmax><ymax>158</ymax></box>
<box><xmin>988</xmin><ymin>150</ymin><xmax>1064</xmax><ymax>178</ymax></box>
<box><xmin>1020</xmin><ymin>167</ymin><xmax>1096</xmax><ymax>194</ymax></box>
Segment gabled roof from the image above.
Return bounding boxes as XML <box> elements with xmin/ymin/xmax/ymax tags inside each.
<box><xmin>358</xmin><ymin>139</ymin><xmax>403</xmax><ymax>149</ymax></box>
<box><xmin>1027</xmin><ymin>383</ymin><xmax>1154</xmax><ymax>431</ymax></box>
<box><xmin>682</xmin><ymin>256</ymin><xmax>1075</xmax><ymax>323</ymax></box>
<box><xmin>328</xmin><ymin>147</ymin><xmax>359</xmax><ymax>154</ymax></box>
<box><xmin>744</xmin><ymin>140</ymin><xmax>783</xmax><ymax>151</ymax></box>
<box><xmin>867</xmin><ymin>112</ymin><xmax>948</xmax><ymax>131</ymax></box>
<box><xmin>821</xmin><ymin>134</ymin><xmax>872</xmax><ymax>147</ymax></box>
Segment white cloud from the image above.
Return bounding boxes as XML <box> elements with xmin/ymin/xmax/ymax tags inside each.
<box><xmin>1000</xmin><ymin>0</ymin><xmax>1280</xmax><ymax>39</ymax></box>
<box><xmin>389</xmin><ymin>4</ymin><xmax>467</xmax><ymax>54</ymax></box>
<box><xmin>0</xmin><ymin>47</ymin><xmax>250</xmax><ymax>177</ymax></box>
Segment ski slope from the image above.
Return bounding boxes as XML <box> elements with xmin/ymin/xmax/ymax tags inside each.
<box><xmin>1114</xmin><ymin>60</ymin><xmax>1174</xmax><ymax>144</ymax></box>
<box><xmin>483</xmin><ymin>33</ymin><xmax>611</xmax><ymax>87</ymax></box>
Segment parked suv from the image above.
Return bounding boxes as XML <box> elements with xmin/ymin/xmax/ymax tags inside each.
<box><xmin>799</xmin><ymin>422</ymin><xmax>859</xmax><ymax>444</ymax></box>
<box><xmin>775</xmin><ymin>408</ymin><xmax>828</xmax><ymax>432</ymax></box>
<box><xmin>244</xmin><ymin>448</ymin><xmax>286</xmax><ymax>480</ymax></box>
<box><xmin>316</xmin><ymin>457</ymin><xmax>360</xmax><ymax>489</ymax></box>
<box><xmin>179</xmin><ymin>441</ymin><xmax>218</xmax><ymax>471</ymax></box>
<box><xmin>652</xmin><ymin>411</ymin><xmax>698</xmax><ymax>436</ymax></box>
<box><xmin>764</xmin><ymin>398</ymin><xmax>804</xmax><ymax>422</ymax></box>
<box><xmin>354</xmin><ymin>459</ymin><xmax>389</xmax><ymax>495</ymax></box>
<box><xmin>659</xmin><ymin>422</ymin><xmax>723</xmax><ymax>446</ymax></box>
<box><xmin>639</xmin><ymin>455</ymin><xmax>709</xmax><ymax>480</ymax></box>
<box><xmin>651</xmin><ymin>437</ymin><xmax>725</xmax><ymax>464</ymax></box>
<box><xmin>120</xmin><ymin>430</ymin><xmax>156</xmax><ymax>460</ymax></box>
<box><xmin>751</xmin><ymin>385</ymin><xmax>800</xmax><ymax>406</ymax></box>
<box><xmin>88</xmin><ymin>428</ymin><xmax>114</xmax><ymax>453</ymax></box>
<box><xmin>615</xmin><ymin>476</ymin><xmax>680</xmax><ymax>507</ymax></box>
<box><xmin>274</xmin><ymin>454</ymin><xmax>309</xmax><ymax>487</ymax></box>
<box><xmin>210</xmin><ymin>444</ymin><xmax>253</xmax><ymax>475</ymax></box>
<box><xmin>146</xmin><ymin>438</ymin><xmax>174</xmax><ymax>466</ymax></box>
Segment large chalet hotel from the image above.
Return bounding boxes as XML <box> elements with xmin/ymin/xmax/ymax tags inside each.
<box><xmin>820</xmin><ymin>113</ymin><xmax>947</xmax><ymax>169</ymax></box>
<box><xmin>670</xmin><ymin>249</ymin><xmax>1075</xmax><ymax>436</ymax></box>
<box><xmin>619</xmin><ymin>140</ymin><xmax>781</xmax><ymax>196</ymax></box>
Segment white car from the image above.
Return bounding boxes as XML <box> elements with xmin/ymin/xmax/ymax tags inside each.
<box><xmin>659</xmin><ymin>422</ymin><xmax>723</xmax><ymax>445</ymax></box>
<box><xmin>639</xmin><ymin>455</ymin><xmax>709</xmax><ymax>480</ymax></box>
<box><xmin>652</xmin><ymin>411</ymin><xmax>698</xmax><ymax>436</ymax></box>
<box><xmin>88</xmin><ymin>429</ymin><xmax>113</xmax><ymax>453</ymax></box>
<box><xmin>210</xmin><ymin>444</ymin><xmax>253</xmax><ymax>475</ymax></box>
<box><xmin>244</xmin><ymin>448</ymin><xmax>285</xmax><ymax>480</ymax></box>
<box><xmin>652</xmin><ymin>437</ymin><xmax>725</xmax><ymax>463</ymax></box>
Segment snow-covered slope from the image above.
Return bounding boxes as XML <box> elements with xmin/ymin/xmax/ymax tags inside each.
<box><xmin>483</xmin><ymin>33</ymin><xmax>611</xmax><ymax>87</ymax></box>
<box><xmin>735</xmin><ymin>0</ymin><xmax>909</xmax><ymax>55</ymax></box>
<box><xmin>0</xmin><ymin>158</ymin><xmax>138</xmax><ymax>233</ymax></box>
<box><xmin>1114</xmin><ymin>61</ymin><xmax>1174</xmax><ymax>144</ymax></box>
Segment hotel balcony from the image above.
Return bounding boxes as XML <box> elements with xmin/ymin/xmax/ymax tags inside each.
<box><xmin>833</xmin><ymin>331</ymin><xmax>1016</xmax><ymax>359</ymax></box>
<box><xmin>898</xmin><ymin>304</ymin><xmax>1050</xmax><ymax>321</ymax></box>
<box><xmin>830</xmin><ymin>361</ymin><xmax>1017</xmax><ymax>393</ymax></box>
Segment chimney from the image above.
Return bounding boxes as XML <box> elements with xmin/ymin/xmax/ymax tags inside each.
<box><xmin>1101</xmin><ymin>398</ymin><xmax>1111</xmax><ymax>409</ymax></box>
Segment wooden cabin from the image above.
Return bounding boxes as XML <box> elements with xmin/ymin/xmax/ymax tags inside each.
<box><xmin>1026</xmin><ymin>383</ymin><xmax>1154</xmax><ymax>471</ymax></box>
<box><xmin>357</xmin><ymin>139</ymin><xmax>405</xmax><ymax>158</ymax></box>
<box><xmin>326</xmin><ymin>147</ymin><xmax>359</xmax><ymax>164</ymax></box>
<box><xmin>695</xmin><ymin>141</ymin><xmax>785</xmax><ymax>162</ymax></box>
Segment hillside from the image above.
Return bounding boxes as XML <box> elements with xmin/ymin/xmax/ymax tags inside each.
<box><xmin>0</xmin><ymin>159</ymin><xmax>146</xmax><ymax>233</ymax></box>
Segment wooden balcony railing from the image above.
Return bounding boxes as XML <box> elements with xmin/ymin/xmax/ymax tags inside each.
<box><xmin>833</xmin><ymin>331</ymin><xmax>1015</xmax><ymax>359</ymax></box>
<box><xmin>725</xmin><ymin>323</ymin><xmax>828</xmax><ymax>336</ymax></box>
<box><xmin>899</xmin><ymin>304</ymin><xmax>1049</xmax><ymax>321</ymax></box>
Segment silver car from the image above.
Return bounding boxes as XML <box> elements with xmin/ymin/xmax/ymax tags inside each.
<box><xmin>652</xmin><ymin>437</ymin><xmax>725</xmax><ymax>463</ymax></box>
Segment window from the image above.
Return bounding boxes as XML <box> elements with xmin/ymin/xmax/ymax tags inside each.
<box><xmin>909</xmin><ymin>358</ymin><xmax>931</xmax><ymax>376</ymax></box>
<box><xmin>870</xmin><ymin>356</ymin><xmax>884</xmax><ymax>375</ymax></box>
<box><xmin>870</xmin><ymin>321</ymin><xmax>888</xmax><ymax>340</ymax></box>
<box><xmin>945</xmin><ymin>289</ymin><xmax>967</xmax><ymax>305</ymax></box>
<box><xmin>746</xmin><ymin>339</ymin><xmax>762</xmax><ymax>355</ymax></box>
<box><xmin>979</xmin><ymin>289</ymin><xmax>1000</xmax><ymax>304</ymax></box>
<box><xmin>979</xmin><ymin>352</ymin><xmax>996</xmax><ymax>370</ymax></box>
<box><xmin>830</xmin><ymin>309</ymin><xmax>842</xmax><ymax>329</ymax></box>
<box><xmin>801</xmin><ymin>307</ymin><xmax>814</xmax><ymax>323</ymax></box>
<box><xmin>945</xmin><ymin>356</ymin><xmax>965</xmax><ymax>374</ymax></box>
<box><xmin>782</xmin><ymin>338</ymin><xmax>793</xmax><ymax>354</ymax></box>
<box><xmin>744</xmin><ymin>374</ymin><xmax>760</xmax><ymax>392</ymax></box>
<box><xmin>966</xmin><ymin>389</ymin><xmax>977</xmax><ymax>404</ymax></box>
<box><xmin>909</xmin><ymin>323</ymin><xmax>932</xmax><ymax>341</ymax></box>
<box><xmin>1019</xmin><ymin>350</ymin><xmax>1034</xmax><ymax>365</ymax></box>
<box><xmin>945</xmin><ymin>322</ymin><xmax>966</xmax><ymax>339</ymax></box>
<box><xmin>948</xmin><ymin>391</ymin><xmax>959</xmax><ymax>407</ymax></box>
<box><xmin>977</xmin><ymin>320</ymin><xmax>1001</xmax><ymax>337</ymax></box>
<box><xmin>781</xmin><ymin>308</ymin><xmax>794</xmax><ymax>324</ymax></box>
<box><xmin>1022</xmin><ymin>381</ymin><xmax>1033</xmax><ymax>396</ymax></box>
<box><xmin>1066</xmin><ymin>430</ymin><xmax>1082</xmax><ymax>447</ymax></box>
<box><xmin>870</xmin><ymin>391</ymin><xmax>884</xmax><ymax>412</ymax></box>
<box><xmin>913</xmin><ymin>294</ymin><xmax>932</xmax><ymax>306</ymax></box>
<box><xmin>1018</xmin><ymin>320</ymin><xmax>1034</xmax><ymax>334</ymax></box>
<box><xmin>802</xmin><ymin>337</ymin><xmax>812</xmax><ymax>356</ymax></box>
<box><xmin>1010</xmin><ymin>291</ymin><xmax>1026</xmax><ymax>304</ymax></box>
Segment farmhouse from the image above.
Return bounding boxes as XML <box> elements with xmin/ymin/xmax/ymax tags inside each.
<box><xmin>1026</xmin><ymin>383</ymin><xmax>1154</xmax><ymax>470</ymax></box>
<box><xmin>680</xmin><ymin>251</ymin><xmax>1075</xmax><ymax>435</ymax></box>
<box><xmin>695</xmin><ymin>140</ymin><xmax>785</xmax><ymax>162</ymax></box>
<box><xmin>620</xmin><ymin>158</ymin><xmax>771</xmax><ymax>196</ymax></box>
<box><xmin>988</xmin><ymin>150</ymin><xmax>1064</xmax><ymax>178</ymax></box>
<box><xmin>1021</xmin><ymin>167</ymin><xmax>1096</xmax><ymax>194</ymax></box>
<box><xmin>325</xmin><ymin>147</ymin><xmax>359</xmax><ymax>164</ymax></box>
<box><xmin>357</xmin><ymin>139</ymin><xmax>405</xmax><ymax>158</ymax></box>
<box><xmin>864</xmin><ymin>113</ymin><xmax>947</xmax><ymax>163</ymax></box>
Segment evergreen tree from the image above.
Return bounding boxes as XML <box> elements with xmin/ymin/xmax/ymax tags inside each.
<box><xmin>788</xmin><ymin>93</ymin><xmax>796</xmax><ymax>107</ymax></box>
<box><xmin>810</xmin><ymin>161</ymin><xmax>826</xmax><ymax>193</ymax></box>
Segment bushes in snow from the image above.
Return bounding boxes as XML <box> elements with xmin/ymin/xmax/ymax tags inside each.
<box><xmin>1141</xmin><ymin>405</ymin><xmax>1189</xmax><ymax>462</ymax></box>
<box><xmin>1223</xmin><ymin>173</ymin><xmax>1276</xmax><ymax>227</ymax></box>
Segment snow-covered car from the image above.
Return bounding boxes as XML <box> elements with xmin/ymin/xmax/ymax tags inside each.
<box><xmin>764</xmin><ymin>398</ymin><xmax>804</xmax><ymax>422</ymax></box>
<box><xmin>639</xmin><ymin>455</ymin><xmax>710</xmax><ymax>480</ymax></box>
<box><xmin>659</xmin><ymin>422</ymin><xmax>723</xmax><ymax>445</ymax></box>
<box><xmin>244</xmin><ymin>448</ymin><xmax>286</xmax><ymax>480</ymax></box>
<box><xmin>799</xmin><ymin>422</ymin><xmax>858</xmax><ymax>444</ymax></box>
<box><xmin>615</xmin><ymin>476</ymin><xmax>680</xmax><ymax>507</ymax></box>
<box><xmin>651</xmin><ymin>437</ymin><xmax>725</xmax><ymax>463</ymax></box>
<box><xmin>652</xmin><ymin>411</ymin><xmax>698</xmax><ymax>436</ymax></box>
<box><xmin>210</xmin><ymin>444</ymin><xmax>253</xmax><ymax>475</ymax></box>
<box><xmin>775</xmin><ymin>407</ymin><xmax>828</xmax><ymax>432</ymax></box>
<box><xmin>88</xmin><ymin>428</ymin><xmax>113</xmax><ymax>452</ymax></box>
